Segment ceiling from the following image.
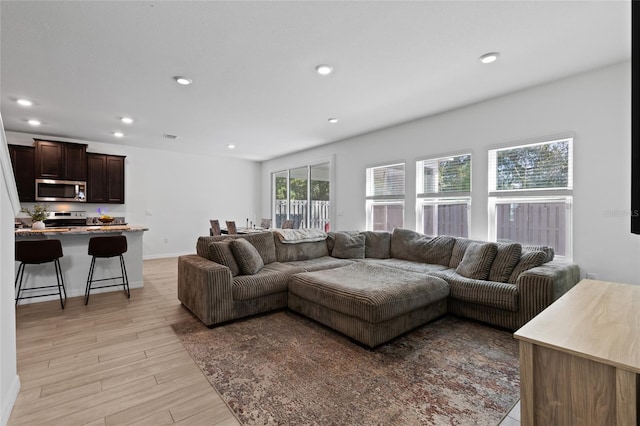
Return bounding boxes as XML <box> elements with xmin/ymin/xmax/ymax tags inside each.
<box><xmin>0</xmin><ymin>1</ymin><xmax>631</xmax><ymax>162</ymax></box>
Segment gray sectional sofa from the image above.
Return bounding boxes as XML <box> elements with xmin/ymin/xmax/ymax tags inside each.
<box><xmin>177</xmin><ymin>228</ymin><xmax>579</xmax><ymax>347</ymax></box>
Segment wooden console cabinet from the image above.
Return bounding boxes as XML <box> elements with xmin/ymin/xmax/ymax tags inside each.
<box><xmin>514</xmin><ymin>279</ymin><xmax>640</xmax><ymax>425</ymax></box>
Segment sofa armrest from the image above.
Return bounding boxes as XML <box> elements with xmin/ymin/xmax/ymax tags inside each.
<box><xmin>515</xmin><ymin>260</ymin><xmax>580</xmax><ymax>327</ymax></box>
<box><xmin>177</xmin><ymin>254</ymin><xmax>234</xmax><ymax>326</ymax></box>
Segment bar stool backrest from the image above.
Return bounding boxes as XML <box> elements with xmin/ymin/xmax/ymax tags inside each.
<box><xmin>15</xmin><ymin>239</ymin><xmax>63</xmax><ymax>264</ymax></box>
<box><xmin>88</xmin><ymin>236</ymin><xmax>128</xmax><ymax>258</ymax></box>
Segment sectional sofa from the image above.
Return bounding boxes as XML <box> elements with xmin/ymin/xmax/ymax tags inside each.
<box><xmin>177</xmin><ymin>228</ymin><xmax>579</xmax><ymax>347</ymax></box>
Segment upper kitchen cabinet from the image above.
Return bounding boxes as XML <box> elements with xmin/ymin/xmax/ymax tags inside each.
<box><xmin>8</xmin><ymin>144</ymin><xmax>36</xmax><ymax>201</ymax></box>
<box><xmin>34</xmin><ymin>139</ymin><xmax>87</xmax><ymax>180</ymax></box>
<box><xmin>87</xmin><ymin>153</ymin><xmax>125</xmax><ymax>203</ymax></box>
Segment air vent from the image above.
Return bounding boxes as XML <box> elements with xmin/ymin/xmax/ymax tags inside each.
<box><xmin>162</xmin><ymin>134</ymin><xmax>178</xmax><ymax>140</ymax></box>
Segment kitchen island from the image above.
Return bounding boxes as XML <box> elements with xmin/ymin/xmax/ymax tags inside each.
<box><xmin>15</xmin><ymin>226</ymin><xmax>148</xmax><ymax>304</ymax></box>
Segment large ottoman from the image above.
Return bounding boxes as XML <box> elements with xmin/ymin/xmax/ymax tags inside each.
<box><xmin>288</xmin><ymin>262</ymin><xmax>450</xmax><ymax>348</ymax></box>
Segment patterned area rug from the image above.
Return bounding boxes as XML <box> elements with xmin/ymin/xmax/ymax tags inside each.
<box><xmin>172</xmin><ymin>311</ymin><xmax>519</xmax><ymax>425</ymax></box>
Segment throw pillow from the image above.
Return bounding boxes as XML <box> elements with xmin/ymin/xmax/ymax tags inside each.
<box><xmin>508</xmin><ymin>250</ymin><xmax>547</xmax><ymax>284</ymax></box>
<box><xmin>230</xmin><ymin>238</ymin><xmax>264</xmax><ymax>275</ymax></box>
<box><xmin>488</xmin><ymin>243</ymin><xmax>523</xmax><ymax>283</ymax></box>
<box><xmin>456</xmin><ymin>242</ymin><xmax>499</xmax><ymax>280</ymax></box>
<box><xmin>360</xmin><ymin>231</ymin><xmax>391</xmax><ymax>259</ymax></box>
<box><xmin>208</xmin><ymin>240</ymin><xmax>240</xmax><ymax>277</ymax></box>
<box><xmin>332</xmin><ymin>233</ymin><xmax>366</xmax><ymax>259</ymax></box>
<box><xmin>522</xmin><ymin>245</ymin><xmax>555</xmax><ymax>263</ymax></box>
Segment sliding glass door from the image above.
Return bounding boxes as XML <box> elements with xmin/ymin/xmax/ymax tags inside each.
<box><xmin>272</xmin><ymin>162</ymin><xmax>330</xmax><ymax>230</ymax></box>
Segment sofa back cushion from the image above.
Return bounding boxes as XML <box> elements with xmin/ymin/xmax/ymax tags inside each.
<box><xmin>326</xmin><ymin>231</ymin><xmax>360</xmax><ymax>255</ymax></box>
<box><xmin>508</xmin><ymin>250</ymin><xmax>547</xmax><ymax>284</ymax></box>
<box><xmin>390</xmin><ymin>228</ymin><xmax>455</xmax><ymax>266</ymax></box>
<box><xmin>455</xmin><ymin>242</ymin><xmax>498</xmax><ymax>280</ymax></box>
<box><xmin>488</xmin><ymin>243</ymin><xmax>523</xmax><ymax>283</ymax></box>
<box><xmin>197</xmin><ymin>232</ymin><xmax>276</xmax><ymax>265</ymax></box>
<box><xmin>207</xmin><ymin>240</ymin><xmax>240</xmax><ymax>276</ymax></box>
<box><xmin>274</xmin><ymin>235</ymin><xmax>329</xmax><ymax>262</ymax></box>
<box><xmin>332</xmin><ymin>233</ymin><xmax>366</xmax><ymax>259</ymax></box>
<box><xmin>230</xmin><ymin>238</ymin><xmax>264</xmax><ymax>275</ymax></box>
<box><xmin>360</xmin><ymin>231</ymin><xmax>391</xmax><ymax>259</ymax></box>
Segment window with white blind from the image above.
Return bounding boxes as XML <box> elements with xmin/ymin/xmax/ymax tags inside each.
<box><xmin>416</xmin><ymin>153</ymin><xmax>471</xmax><ymax>237</ymax></box>
<box><xmin>366</xmin><ymin>163</ymin><xmax>405</xmax><ymax>231</ymax></box>
<box><xmin>488</xmin><ymin>137</ymin><xmax>573</xmax><ymax>257</ymax></box>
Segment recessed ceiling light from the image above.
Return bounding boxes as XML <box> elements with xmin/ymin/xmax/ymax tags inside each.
<box><xmin>227</xmin><ymin>144</ymin><xmax>235</xmax><ymax>149</ymax></box>
<box><xmin>315</xmin><ymin>64</ymin><xmax>333</xmax><ymax>76</ymax></box>
<box><xmin>17</xmin><ymin>99</ymin><xmax>32</xmax><ymax>107</ymax></box>
<box><xmin>174</xmin><ymin>76</ymin><xmax>193</xmax><ymax>85</ymax></box>
<box><xmin>121</xmin><ymin>117</ymin><xmax>133</xmax><ymax>124</ymax></box>
<box><xmin>113</xmin><ymin>132</ymin><xmax>124</xmax><ymax>138</ymax></box>
<box><xmin>27</xmin><ymin>119</ymin><xmax>40</xmax><ymax>126</ymax></box>
<box><xmin>479</xmin><ymin>52</ymin><xmax>500</xmax><ymax>64</ymax></box>
<box><xmin>328</xmin><ymin>118</ymin><xmax>338</xmax><ymax>124</ymax></box>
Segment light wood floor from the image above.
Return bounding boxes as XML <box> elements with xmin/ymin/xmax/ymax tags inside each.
<box><xmin>8</xmin><ymin>257</ymin><xmax>241</xmax><ymax>426</ymax></box>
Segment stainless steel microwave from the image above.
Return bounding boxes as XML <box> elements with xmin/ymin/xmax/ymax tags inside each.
<box><xmin>35</xmin><ymin>179</ymin><xmax>86</xmax><ymax>202</ymax></box>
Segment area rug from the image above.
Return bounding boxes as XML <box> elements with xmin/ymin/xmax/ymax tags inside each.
<box><xmin>172</xmin><ymin>311</ymin><xmax>519</xmax><ymax>425</ymax></box>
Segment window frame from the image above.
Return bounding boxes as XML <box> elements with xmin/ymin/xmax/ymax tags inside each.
<box><xmin>271</xmin><ymin>159</ymin><xmax>332</xmax><ymax>230</ymax></box>
<box><xmin>416</xmin><ymin>152</ymin><xmax>471</xmax><ymax>237</ymax></box>
<box><xmin>488</xmin><ymin>136</ymin><xmax>573</xmax><ymax>259</ymax></box>
<box><xmin>366</xmin><ymin>162</ymin><xmax>405</xmax><ymax>231</ymax></box>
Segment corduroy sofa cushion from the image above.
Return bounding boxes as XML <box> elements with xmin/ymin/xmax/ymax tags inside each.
<box><xmin>207</xmin><ymin>240</ymin><xmax>240</xmax><ymax>277</ymax></box>
<box><xmin>332</xmin><ymin>233</ymin><xmax>366</xmax><ymax>259</ymax></box>
<box><xmin>489</xmin><ymin>243</ymin><xmax>522</xmax><ymax>283</ymax></box>
<box><xmin>230</xmin><ymin>238</ymin><xmax>264</xmax><ymax>275</ymax></box>
<box><xmin>360</xmin><ymin>231</ymin><xmax>391</xmax><ymax>259</ymax></box>
<box><xmin>232</xmin><ymin>269</ymin><xmax>290</xmax><ymax>300</ymax></box>
<box><xmin>429</xmin><ymin>269</ymin><xmax>518</xmax><ymax>311</ymax></box>
<box><xmin>456</xmin><ymin>242</ymin><xmax>498</xmax><ymax>280</ymax></box>
<box><xmin>197</xmin><ymin>232</ymin><xmax>276</xmax><ymax>264</ymax></box>
<box><xmin>508</xmin><ymin>250</ymin><xmax>548</xmax><ymax>284</ymax></box>
<box><xmin>390</xmin><ymin>228</ymin><xmax>455</xmax><ymax>266</ymax></box>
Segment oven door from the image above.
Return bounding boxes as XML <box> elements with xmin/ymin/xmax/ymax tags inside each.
<box><xmin>35</xmin><ymin>179</ymin><xmax>86</xmax><ymax>202</ymax></box>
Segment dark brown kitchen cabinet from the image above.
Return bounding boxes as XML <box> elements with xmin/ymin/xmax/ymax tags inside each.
<box><xmin>87</xmin><ymin>153</ymin><xmax>125</xmax><ymax>203</ymax></box>
<box><xmin>34</xmin><ymin>139</ymin><xmax>87</xmax><ymax>180</ymax></box>
<box><xmin>8</xmin><ymin>144</ymin><xmax>36</xmax><ymax>201</ymax></box>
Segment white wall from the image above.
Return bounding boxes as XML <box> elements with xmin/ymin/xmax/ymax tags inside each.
<box><xmin>261</xmin><ymin>61</ymin><xmax>640</xmax><ymax>285</ymax></box>
<box><xmin>1</xmin><ymin>116</ymin><xmax>20</xmax><ymax>425</ymax></box>
<box><xmin>6</xmin><ymin>132</ymin><xmax>262</xmax><ymax>259</ymax></box>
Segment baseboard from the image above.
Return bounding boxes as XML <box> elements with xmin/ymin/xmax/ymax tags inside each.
<box><xmin>143</xmin><ymin>252</ymin><xmax>193</xmax><ymax>260</ymax></box>
<box><xmin>1</xmin><ymin>375</ymin><xmax>20</xmax><ymax>426</ymax></box>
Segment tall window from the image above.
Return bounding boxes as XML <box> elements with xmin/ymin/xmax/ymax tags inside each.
<box><xmin>416</xmin><ymin>153</ymin><xmax>471</xmax><ymax>237</ymax></box>
<box><xmin>366</xmin><ymin>163</ymin><xmax>405</xmax><ymax>231</ymax></box>
<box><xmin>489</xmin><ymin>137</ymin><xmax>573</xmax><ymax>257</ymax></box>
<box><xmin>272</xmin><ymin>162</ymin><xmax>330</xmax><ymax>230</ymax></box>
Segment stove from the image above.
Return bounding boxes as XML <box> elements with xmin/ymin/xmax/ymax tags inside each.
<box><xmin>44</xmin><ymin>211</ymin><xmax>87</xmax><ymax>227</ymax></box>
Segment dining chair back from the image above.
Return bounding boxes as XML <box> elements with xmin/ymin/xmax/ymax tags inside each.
<box><xmin>282</xmin><ymin>220</ymin><xmax>295</xmax><ymax>229</ymax></box>
<box><xmin>210</xmin><ymin>219</ymin><xmax>221</xmax><ymax>236</ymax></box>
<box><xmin>226</xmin><ymin>221</ymin><xmax>237</xmax><ymax>234</ymax></box>
<box><xmin>260</xmin><ymin>218</ymin><xmax>272</xmax><ymax>229</ymax></box>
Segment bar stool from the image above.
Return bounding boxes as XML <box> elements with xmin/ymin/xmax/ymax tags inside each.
<box><xmin>15</xmin><ymin>239</ymin><xmax>67</xmax><ymax>309</ymax></box>
<box><xmin>85</xmin><ymin>235</ymin><xmax>130</xmax><ymax>305</ymax></box>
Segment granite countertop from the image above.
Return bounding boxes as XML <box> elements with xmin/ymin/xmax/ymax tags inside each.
<box><xmin>15</xmin><ymin>225</ymin><xmax>148</xmax><ymax>235</ymax></box>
